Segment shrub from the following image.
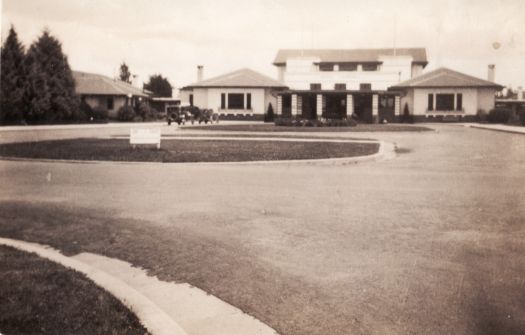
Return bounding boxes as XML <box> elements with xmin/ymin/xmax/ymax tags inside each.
<box><xmin>487</xmin><ymin>108</ymin><xmax>513</xmax><ymax>124</ymax></box>
<box><xmin>264</xmin><ymin>103</ymin><xmax>275</xmax><ymax>123</ymax></box>
<box><xmin>476</xmin><ymin>109</ymin><xmax>488</xmax><ymax>123</ymax></box>
<box><xmin>274</xmin><ymin>117</ymin><xmax>293</xmax><ymax>126</ymax></box>
<box><xmin>135</xmin><ymin>102</ymin><xmax>156</xmax><ymax>121</ymax></box>
<box><xmin>91</xmin><ymin>106</ymin><xmax>108</xmax><ymax>121</ymax></box>
<box><xmin>401</xmin><ymin>103</ymin><xmax>413</xmax><ymax>123</ymax></box>
<box><xmin>274</xmin><ymin>117</ymin><xmax>357</xmax><ymax>127</ymax></box>
<box><xmin>117</xmin><ymin>105</ymin><xmax>135</xmax><ymax>121</ymax></box>
<box><xmin>518</xmin><ymin>110</ymin><xmax>525</xmax><ymax>126</ymax></box>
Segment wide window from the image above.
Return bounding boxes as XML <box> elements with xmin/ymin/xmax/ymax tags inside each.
<box><xmin>227</xmin><ymin>93</ymin><xmax>244</xmax><ymax>109</ymax></box>
<box><xmin>310</xmin><ymin>83</ymin><xmax>322</xmax><ymax>90</ymax></box>
<box><xmin>456</xmin><ymin>93</ymin><xmax>463</xmax><ymax>110</ymax></box>
<box><xmin>360</xmin><ymin>83</ymin><xmax>372</xmax><ymax>91</ymax></box>
<box><xmin>319</xmin><ymin>63</ymin><xmax>334</xmax><ymax>71</ymax></box>
<box><xmin>334</xmin><ymin>83</ymin><xmax>346</xmax><ymax>90</ymax></box>
<box><xmin>362</xmin><ymin>63</ymin><xmax>378</xmax><ymax>71</ymax></box>
<box><xmin>428</xmin><ymin>94</ymin><xmax>434</xmax><ymax>111</ymax></box>
<box><xmin>339</xmin><ymin>63</ymin><xmax>357</xmax><ymax>71</ymax></box>
<box><xmin>436</xmin><ymin>94</ymin><xmax>454</xmax><ymax>111</ymax></box>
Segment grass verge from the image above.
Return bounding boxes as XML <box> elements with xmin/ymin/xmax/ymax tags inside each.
<box><xmin>183</xmin><ymin>123</ymin><xmax>433</xmax><ymax>132</ymax></box>
<box><xmin>0</xmin><ymin>245</ymin><xmax>149</xmax><ymax>335</ymax></box>
<box><xmin>0</xmin><ymin>138</ymin><xmax>379</xmax><ymax>162</ymax></box>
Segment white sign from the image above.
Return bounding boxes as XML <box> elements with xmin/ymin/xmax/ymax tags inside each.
<box><xmin>130</xmin><ymin>127</ymin><xmax>161</xmax><ymax>149</ymax></box>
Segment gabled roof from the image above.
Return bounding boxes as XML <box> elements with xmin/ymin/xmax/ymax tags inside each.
<box><xmin>183</xmin><ymin>68</ymin><xmax>287</xmax><ymax>89</ymax></box>
<box><xmin>273</xmin><ymin>48</ymin><xmax>428</xmax><ymax>65</ymax></box>
<box><xmin>390</xmin><ymin>67</ymin><xmax>504</xmax><ymax>89</ymax></box>
<box><xmin>73</xmin><ymin>71</ymin><xmax>149</xmax><ymax>97</ymax></box>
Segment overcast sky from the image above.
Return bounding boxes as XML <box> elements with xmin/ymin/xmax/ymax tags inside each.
<box><xmin>2</xmin><ymin>0</ymin><xmax>524</xmax><ymax>90</ymax></box>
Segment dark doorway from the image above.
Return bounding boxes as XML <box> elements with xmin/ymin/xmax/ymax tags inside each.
<box><xmin>325</xmin><ymin>94</ymin><xmax>346</xmax><ymax>119</ymax></box>
<box><xmin>282</xmin><ymin>94</ymin><xmax>292</xmax><ymax>117</ymax></box>
<box><xmin>378</xmin><ymin>95</ymin><xmax>395</xmax><ymax>123</ymax></box>
<box><xmin>354</xmin><ymin>94</ymin><xmax>373</xmax><ymax>123</ymax></box>
<box><xmin>301</xmin><ymin>94</ymin><xmax>317</xmax><ymax>119</ymax></box>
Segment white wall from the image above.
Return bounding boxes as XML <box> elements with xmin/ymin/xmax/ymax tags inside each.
<box><xmin>477</xmin><ymin>88</ymin><xmax>497</xmax><ymax>113</ymax></box>
<box><xmin>282</xmin><ymin>61</ymin><xmax>415</xmax><ymax>91</ymax></box>
<box><xmin>412</xmin><ymin>88</ymin><xmax>477</xmax><ymax>115</ymax></box>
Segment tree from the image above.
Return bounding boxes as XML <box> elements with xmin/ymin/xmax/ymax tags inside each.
<box><xmin>24</xmin><ymin>29</ymin><xmax>79</xmax><ymax>123</ymax></box>
<box><xmin>0</xmin><ymin>26</ymin><xmax>27</xmax><ymax>124</ymax></box>
<box><xmin>264</xmin><ymin>103</ymin><xmax>274</xmax><ymax>122</ymax></box>
<box><xmin>143</xmin><ymin>74</ymin><xmax>172</xmax><ymax>97</ymax></box>
<box><xmin>119</xmin><ymin>62</ymin><xmax>132</xmax><ymax>83</ymax></box>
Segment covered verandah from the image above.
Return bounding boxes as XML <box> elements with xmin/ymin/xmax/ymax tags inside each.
<box><xmin>276</xmin><ymin>90</ymin><xmax>401</xmax><ymax>123</ymax></box>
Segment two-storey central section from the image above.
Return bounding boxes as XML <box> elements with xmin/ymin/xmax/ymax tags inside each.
<box><xmin>273</xmin><ymin>48</ymin><xmax>428</xmax><ymax>123</ymax></box>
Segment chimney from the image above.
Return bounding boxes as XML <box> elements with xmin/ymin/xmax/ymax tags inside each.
<box><xmin>197</xmin><ymin>65</ymin><xmax>203</xmax><ymax>82</ymax></box>
<box><xmin>488</xmin><ymin>64</ymin><xmax>495</xmax><ymax>82</ymax></box>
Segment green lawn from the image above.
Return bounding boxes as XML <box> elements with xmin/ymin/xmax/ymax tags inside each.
<box><xmin>0</xmin><ymin>245</ymin><xmax>149</xmax><ymax>335</ymax></box>
<box><xmin>184</xmin><ymin>123</ymin><xmax>433</xmax><ymax>132</ymax></box>
<box><xmin>0</xmin><ymin>138</ymin><xmax>379</xmax><ymax>162</ymax></box>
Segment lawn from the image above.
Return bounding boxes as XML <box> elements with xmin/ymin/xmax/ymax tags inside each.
<box><xmin>184</xmin><ymin>123</ymin><xmax>433</xmax><ymax>132</ymax></box>
<box><xmin>0</xmin><ymin>245</ymin><xmax>149</xmax><ymax>335</ymax></box>
<box><xmin>0</xmin><ymin>138</ymin><xmax>379</xmax><ymax>162</ymax></box>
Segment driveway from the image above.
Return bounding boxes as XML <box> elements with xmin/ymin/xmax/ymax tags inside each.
<box><xmin>0</xmin><ymin>124</ymin><xmax>524</xmax><ymax>334</ymax></box>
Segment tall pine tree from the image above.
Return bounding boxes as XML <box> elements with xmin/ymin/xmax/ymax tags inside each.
<box><xmin>24</xmin><ymin>29</ymin><xmax>79</xmax><ymax>123</ymax></box>
<box><xmin>0</xmin><ymin>26</ymin><xmax>27</xmax><ymax>124</ymax></box>
<box><xmin>119</xmin><ymin>62</ymin><xmax>131</xmax><ymax>83</ymax></box>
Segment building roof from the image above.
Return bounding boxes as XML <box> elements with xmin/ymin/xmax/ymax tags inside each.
<box><xmin>273</xmin><ymin>48</ymin><xmax>428</xmax><ymax>65</ymax></box>
<box><xmin>183</xmin><ymin>68</ymin><xmax>287</xmax><ymax>89</ymax></box>
<box><xmin>390</xmin><ymin>67</ymin><xmax>504</xmax><ymax>89</ymax></box>
<box><xmin>73</xmin><ymin>71</ymin><xmax>149</xmax><ymax>97</ymax></box>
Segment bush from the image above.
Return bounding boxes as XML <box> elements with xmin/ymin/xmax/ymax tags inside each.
<box><xmin>274</xmin><ymin>117</ymin><xmax>357</xmax><ymax>127</ymax></box>
<box><xmin>91</xmin><ymin>106</ymin><xmax>108</xmax><ymax>121</ymax></box>
<box><xmin>518</xmin><ymin>110</ymin><xmax>525</xmax><ymax>126</ymax></box>
<box><xmin>487</xmin><ymin>108</ymin><xmax>513</xmax><ymax>124</ymax></box>
<box><xmin>264</xmin><ymin>103</ymin><xmax>275</xmax><ymax>123</ymax></box>
<box><xmin>401</xmin><ymin>103</ymin><xmax>413</xmax><ymax>123</ymax></box>
<box><xmin>117</xmin><ymin>105</ymin><xmax>135</xmax><ymax>121</ymax></box>
<box><xmin>135</xmin><ymin>102</ymin><xmax>156</xmax><ymax>121</ymax></box>
<box><xmin>476</xmin><ymin>109</ymin><xmax>488</xmax><ymax>123</ymax></box>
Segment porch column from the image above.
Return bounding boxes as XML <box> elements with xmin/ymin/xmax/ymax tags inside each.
<box><xmin>316</xmin><ymin>94</ymin><xmax>323</xmax><ymax>118</ymax></box>
<box><xmin>291</xmin><ymin>94</ymin><xmax>298</xmax><ymax>117</ymax></box>
<box><xmin>277</xmin><ymin>95</ymin><xmax>282</xmax><ymax>115</ymax></box>
<box><xmin>297</xmin><ymin>95</ymin><xmax>302</xmax><ymax>117</ymax></box>
<box><xmin>372</xmin><ymin>94</ymin><xmax>379</xmax><ymax>123</ymax></box>
<box><xmin>346</xmin><ymin>94</ymin><xmax>354</xmax><ymax>117</ymax></box>
<box><xmin>394</xmin><ymin>96</ymin><xmax>400</xmax><ymax>116</ymax></box>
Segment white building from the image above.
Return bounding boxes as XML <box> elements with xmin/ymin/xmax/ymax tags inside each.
<box><xmin>180</xmin><ymin>68</ymin><xmax>287</xmax><ymax>120</ymax></box>
<box><xmin>273</xmin><ymin>48</ymin><xmax>428</xmax><ymax>122</ymax></box>
<box><xmin>390</xmin><ymin>67</ymin><xmax>503</xmax><ymax>122</ymax></box>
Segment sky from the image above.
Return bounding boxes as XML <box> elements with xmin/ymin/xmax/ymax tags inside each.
<box><xmin>2</xmin><ymin>0</ymin><xmax>525</xmax><ymax>91</ymax></box>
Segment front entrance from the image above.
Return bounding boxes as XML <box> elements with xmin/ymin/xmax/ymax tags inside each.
<box><xmin>324</xmin><ymin>94</ymin><xmax>346</xmax><ymax>119</ymax></box>
<box><xmin>354</xmin><ymin>94</ymin><xmax>373</xmax><ymax>123</ymax></box>
<box><xmin>300</xmin><ymin>94</ymin><xmax>317</xmax><ymax>119</ymax></box>
<box><xmin>378</xmin><ymin>95</ymin><xmax>395</xmax><ymax>123</ymax></box>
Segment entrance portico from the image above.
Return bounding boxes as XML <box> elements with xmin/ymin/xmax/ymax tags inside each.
<box><xmin>276</xmin><ymin>90</ymin><xmax>400</xmax><ymax>123</ymax></box>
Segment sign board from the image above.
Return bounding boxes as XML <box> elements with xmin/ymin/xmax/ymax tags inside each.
<box><xmin>130</xmin><ymin>127</ymin><xmax>161</xmax><ymax>149</ymax></box>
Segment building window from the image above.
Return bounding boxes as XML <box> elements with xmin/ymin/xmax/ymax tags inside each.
<box><xmin>319</xmin><ymin>63</ymin><xmax>334</xmax><ymax>71</ymax></box>
<box><xmin>428</xmin><ymin>94</ymin><xmax>434</xmax><ymax>111</ymax></box>
<box><xmin>334</xmin><ymin>83</ymin><xmax>346</xmax><ymax>90</ymax></box>
<box><xmin>339</xmin><ymin>63</ymin><xmax>357</xmax><ymax>71</ymax></box>
<box><xmin>456</xmin><ymin>93</ymin><xmax>463</xmax><ymax>110</ymax></box>
<box><xmin>362</xmin><ymin>63</ymin><xmax>378</xmax><ymax>71</ymax></box>
<box><xmin>436</xmin><ymin>94</ymin><xmax>455</xmax><ymax>111</ymax></box>
<box><xmin>310</xmin><ymin>83</ymin><xmax>322</xmax><ymax>90</ymax></box>
<box><xmin>227</xmin><ymin>93</ymin><xmax>244</xmax><ymax>109</ymax></box>
<box><xmin>107</xmin><ymin>96</ymin><xmax>114</xmax><ymax>110</ymax></box>
<box><xmin>189</xmin><ymin>94</ymin><xmax>194</xmax><ymax>106</ymax></box>
<box><xmin>359</xmin><ymin>83</ymin><xmax>371</xmax><ymax>91</ymax></box>
<box><xmin>247</xmin><ymin>93</ymin><xmax>252</xmax><ymax>109</ymax></box>
<box><xmin>221</xmin><ymin>93</ymin><xmax>226</xmax><ymax>109</ymax></box>
<box><xmin>380</xmin><ymin>96</ymin><xmax>394</xmax><ymax>108</ymax></box>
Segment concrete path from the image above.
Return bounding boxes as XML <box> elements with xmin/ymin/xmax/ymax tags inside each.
<box><xmin>466</xmin><ymin>123</ymin><xmax>525</xmax><ymax>134</ymax></box>
<box><xmin>0</xmin><ymin>237</ymin><xmax>278</xmax><ymax>335</ymax></box>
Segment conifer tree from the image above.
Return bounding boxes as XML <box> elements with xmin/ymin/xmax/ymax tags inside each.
<box><xmin>24</xmin><ymin>29</ymin><xmax>79</xmax><ymax>123</ymax></box>
<box><xmin>144</xmin><ymin>74</ymin><xmax>172</xmax><ymax>97</ymax></box>
<box><xmin>0</xmin><ymin>26</ymin><xmax>27</xmax><ymax>124</ymax></box>
<box><xmin>119</xmin><ymin>62</ymin><xmax>132</xmax><ymax>83</ymax></box>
